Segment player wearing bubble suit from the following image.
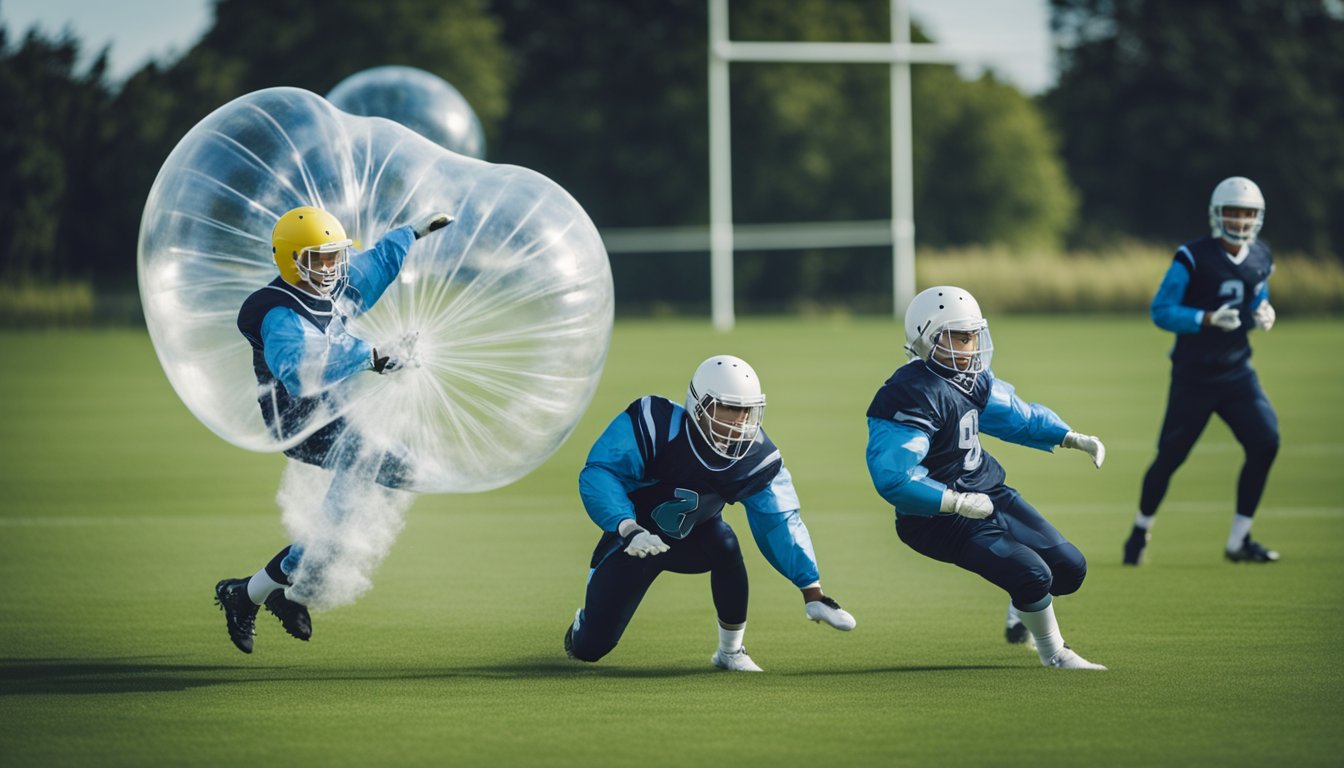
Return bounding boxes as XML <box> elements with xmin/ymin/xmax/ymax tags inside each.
<box><xmin>865</xmin><ymin>286</ymin><xmax>1108</xmax><ymax>670</ymax></box>
<box><xmin>563</xmin><ymin>355</ymin><xmax>856</xmax><ymax>672</ymax></box>
<box><xmin>214</xmin><ymin>205</ymin><xmax>452</xmax><ymax>654</ymax></box>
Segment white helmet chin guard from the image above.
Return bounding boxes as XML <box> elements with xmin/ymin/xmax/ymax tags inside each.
<box><xmin>903</xmin><ymin>286</ymin><xmax>993</xmax><ymax>386</ymax></box>
<box><xmin>1209</xmin><ymin>176</ymin><xmax>1265</xmax><ymax>247</ymax></box>
<box><xmin>685</xmin><ymin>355</ymin><xmax>766</xmax><ymax>461</ymax></box>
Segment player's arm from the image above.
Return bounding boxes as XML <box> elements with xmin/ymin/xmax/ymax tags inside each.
<box><xmin>345</xmin><ymin>226</ymin><xmax>416</xmax><ymax>313</ymax></box>
<box><xmin>865</xmin><ymin>418</ymin><xmax>945</xmax><ymax>516</ymax></box>
<box><xmin>577</xmin><ymin>412</ymin><xmax>647</xmax><ymax>533</ymax></box>
<box><xmin>260</xmin><ymin>307</ymin><xmax>373</xmax><ymax>396</ymax></box>
<box><xmin>742</xmin><ymin>467</ymin><xmax>855</xmax><ymax>630</ymax></box>
<box><xmin>1150</xmin><ymin>256</ymin><xmax>1204</xmax><ymax>333</ymax></box>
<box><xmin>980</xmin><ymin>373</ymin><xmax>1069</xmax><ymax>451</ymax></box>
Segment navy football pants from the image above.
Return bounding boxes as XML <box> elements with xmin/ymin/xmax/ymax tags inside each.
<box><xmin>1140</xmin><ymin>367</ymin><xmax>1279</xmax><ymax>519</ymax></box>
<box><xmin>894</xmin><ymin>485</ymin><xmax>1086</xmax><ymax>608</ymax></box>
<box><xmin>569</xmin><ymin>516</ymin><xmax>748</xmax><ymax>662</ymax></box>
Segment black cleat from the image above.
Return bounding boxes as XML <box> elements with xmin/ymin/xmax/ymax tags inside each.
<box><xmin>215</xmin><ymin>578</ymin><xmax>258</xmax><ymax>654</ymax></box>
<box><xmin>1005</xmin><ymin>621</ymin><xmax>1031</xmax><ymax>645</ymax></box>
<box><xmin>1123</xmin><ymin>528</ymin><xmax>1150</xmax><ymax>566</ymax></box>
<box><xmin>1226</xmin><ymin>535</ymin><xmax>1280</xmax><ymax>563</ymax></box>
<box><xmin>264</xmin><ymin>590</ymin><xmax>312</xmax><ymax>641</ymax></box>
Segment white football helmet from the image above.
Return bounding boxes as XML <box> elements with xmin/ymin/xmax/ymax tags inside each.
<box><xmin>904</xmin><ymin>286</ymin><xmax>993</xmax><ymax>386</ymax></box>
<box><xmin>685</xmin><ymin>355</ymin><xmax>766</xmax><ymax>461</ymax></box>
<box><xmin>1208</xmin><ymin>176</ymin><xmax>1265</xmax><ymax>247</ymax></box>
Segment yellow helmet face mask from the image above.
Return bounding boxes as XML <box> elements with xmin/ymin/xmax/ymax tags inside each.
<box><xmin>272</xmin><ymin>207</ymin><xmax>353</xmax><ymax>296</ymax></box>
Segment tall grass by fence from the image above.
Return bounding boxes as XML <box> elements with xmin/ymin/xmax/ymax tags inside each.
<box><xmin>3</xmin><ymin>245</ymin><xmax>1341</xmax><ymax>327</ymax></box>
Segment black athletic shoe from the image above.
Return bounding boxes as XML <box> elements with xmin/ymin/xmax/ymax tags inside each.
<box><xmin>1226</xmin><ymin>535</ymin><xmax>1280</xmax><ymax>563</ymax></box>
<box><xmin>563</xmin><ymin>609</ymin><xmax>580</xmax><ymax>660</ymax></box>
<box><xmin>1123</xmin><ymin>528</ymin><xmax>1150</xmax><ymax>566</ymax></box>
<box><xmin>215</xmin><ymin>578</ymin><xmax>258</xmax><ymax>654</ymax></box>
<box><xmin>1005</xmin><ymin>622</ymin><xmax>1031</xmax><ymax>645</ymax></box>
<box><xmin>264</xmin><ymin>590</ymin><xmax>312</xmax><ymax>641</ymax></box>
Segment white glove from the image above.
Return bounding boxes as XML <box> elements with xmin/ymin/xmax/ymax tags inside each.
<box><xmin>622</xmin><ymin>525</ymin><xmax>670</xmax><ymax>559</ymax></box>
<box><xmin>1207</xmin><ymin>303</ymin><xmax>1241</xmax><ymax>332</ymax></box>
<box><xmin>805</xmin><ymin>595</ymin><xmax>856</xmax><ymax>631</ymax></box>
<box><xmin>1061</xmin><ymin>431</ymin><xmax>1106</xmax><ymax>468</ymax></box>
<box><xmin>1254</xmin><ymin>301</ymin><xmax>1275</xmax><ymax>331</ymax></box>
<box><xmin>413</xmin><ymin>212</ymin><xmax>454</xmax><ymax>239</ymax></box>
<box><xmin>940</xmin><ymin>490</ymin><xmax>993</xmax><ymax>519</ymax></box>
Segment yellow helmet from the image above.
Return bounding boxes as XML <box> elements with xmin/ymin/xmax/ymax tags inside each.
<box><xmin>271</xmin><ymin>206</ymin><xmax>353</xmax><ymax>294</ymax></box>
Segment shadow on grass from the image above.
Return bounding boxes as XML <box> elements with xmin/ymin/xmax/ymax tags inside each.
<box><xmin>1</xmin><ymin>656</ymin><xmax>1019</xmax><ymax>695</ymax></box>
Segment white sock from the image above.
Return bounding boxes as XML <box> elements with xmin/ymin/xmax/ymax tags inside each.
<box><xmin>1134</xmin><ymin>511</ymin><xmax>1156</xmax><ymax>530</ymax></box>
<box><xmin>1005</xmin><ymin>600</ymin><xmax>1022</xmax><ymax>628</ymax></box>
<box><xmin>717</xmin><ymin>621</ymin><xmax>745</xmax><ymax>654</ymax></box>
<box><xmin>246</xmin><ymin>567</ymin><xmax>286</xmax><ymax>605</ymax></box>
<box><xmin>1015</xmin><ymin>602</ymin><xmax>1065</xmax><ymax>663</ymax></box>
<box><xmin>1228</xmin><ymin>515</ymin><xmax>1254</xmax><ymax>551</ymax></box>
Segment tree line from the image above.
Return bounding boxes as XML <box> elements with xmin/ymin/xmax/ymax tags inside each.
<box><xmin>1</xmin><ymin>0</ymin><xmax>1340</xmax><ymax>308</ymax></box>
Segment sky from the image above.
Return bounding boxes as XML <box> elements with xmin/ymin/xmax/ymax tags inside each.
<box><xmin>0</xmin><ymin>0</ymin><xmax>1055</xmax><ymax>93</ymax></box>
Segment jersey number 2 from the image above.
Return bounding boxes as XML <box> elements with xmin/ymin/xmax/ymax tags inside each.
<box><xmin>651</xmin><ymin>488</ymin><xmax>700</xmax><ymax>540</ymax></box>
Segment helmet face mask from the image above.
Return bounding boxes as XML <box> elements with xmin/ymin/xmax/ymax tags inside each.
<box><xmin>1208</xmin><ymin>176</ymin><xmax>1265</xmax><ymax>247</ymax></box>
<box><xmin>685</xmin><ymin>355</ymin><xmax>766</xmax><ymax>462</ymax></box>
<box><xmin>295</xmin><ymin>241</ymin><xmax>352</xmax><ymax>296</ymax></box>
<box><xmin>904</xmin><ymin>286</ymin><xmax>993</xmax><ymax>390</ymax></box>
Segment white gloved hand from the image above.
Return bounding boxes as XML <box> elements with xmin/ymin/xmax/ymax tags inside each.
<box><xmin>1254</xmin><ymin>301</ymin><xmax>1275</xmax><ymax>331</ymax></box>
<box><xmin>1061</xmin><ymin>431</ymin><xmax>1106</xmax><ymax>468</ymax></box>
<box><xmin>413</xmin><ymin>212</ymin><xmax>454</xmax><ymax>239</ymax></box>
<box><xmin>805</xmin><ymin>595</ymin><xmax>856</xmax><ymax>631</ymax></box>
<box><xmin>1207</xmin><ymin>303</ymin><xmax>1241</xmax><ymax>332</ymax></box>
<box><xmin>940</xmin><ymin>490</ymin><xmax>993</xmax><ymax>519</ymax></box>
<box><xmin>622</xmin><ymin>526</ymin><xmax>670</xmax><ymax>558</ymax></box>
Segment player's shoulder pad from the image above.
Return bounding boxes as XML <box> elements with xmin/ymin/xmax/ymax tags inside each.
<box><xmin>623</xmin><ymin>395</ymin><xmax>679</xmax><ymax>462</ymax></box>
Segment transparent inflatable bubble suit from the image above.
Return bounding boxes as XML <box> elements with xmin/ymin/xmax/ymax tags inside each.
<box><xmin>138</xmin><ymin>87</ymin><xmax>613</xmax><ymax>493</ymax></box>
<box><xmin>327</xmin><ymin>66</ymin><xmax>486</xmax><ymax>159</ymax></box>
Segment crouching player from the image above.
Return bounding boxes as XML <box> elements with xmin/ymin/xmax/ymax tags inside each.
<box><xmin>866</xmin><ymin>286</ymin><xmax>1107</xmax><ymax>670</ymax></box>
<box><xmin>564</xmin><ymin>355</ymin><xmax>855</xmax><ymax>672</ymax></box>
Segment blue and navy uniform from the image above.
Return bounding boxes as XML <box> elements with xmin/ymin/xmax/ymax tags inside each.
<box><xmin>236</xmin><ymin>225</ymin><xmax>415</xmax><ymax>582</ymax></box>
<box><xmin>237</xmin><ymin>226</ymin><xmax>416</xmax><ymax>487</ymax></box>
<box><xmin>569</xmin><ymin>395</ymin><xmax>822</xmax><ymax>662</ymax></box>
<box><xmin>866</xmin><ymin>362</ymin><xmax>1086</xmax><ymax>608</ymax></box>
<box><xmin>1140</xmin><ymin>236</ymin><xmax>1279</xmax><ymax>518</ymax></box>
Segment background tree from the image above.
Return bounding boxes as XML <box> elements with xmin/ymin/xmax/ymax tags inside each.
<box><xmin>1045</xmin><ymin>0</ymin><xmax>1344</xmax><ymax>256</ymax></box>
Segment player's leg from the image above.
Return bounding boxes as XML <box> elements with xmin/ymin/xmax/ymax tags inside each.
<box><xmin>215</xmin><ymin>545</ymin><xmax>311</xmax><ymax>653</ymax></box>
<box><xmin>899</xmin><ymin>513</ymin><xmax>1104</xmax><ymax>669</ymax></box>
<box><xmin>566</xmin><ymin>533</ymin><xmax>663</xmax><ymax>662</ymax></box>
<box><xmin>1218</xmin><ymin>371</ymin><xmax>1281</xmax><ymax>562</ymax></box>
<box><xmin>1130</xmin><ymin>374</ymin><xmax>1216</xmax><ymax>564</ymax></box>
<box><xmin>995</xmin><ymin>487</ymin><xmax>1087</xmax><ymax>597</ymax></box>
<box><xmin>663</xmin><ymin>518</ymin><xmax>761</xmax><ymax>672</ymax></box>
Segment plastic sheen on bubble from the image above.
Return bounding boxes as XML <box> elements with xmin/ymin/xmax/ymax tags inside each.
<box><xmin>327</xmin><ymin>65</ymin><xmax>487</xmax><ymax>159</ymax></box>
<box><xmin>137</xmin><ymin>87</ymin><xmax>613</xmax><ymax>494</ymax></box>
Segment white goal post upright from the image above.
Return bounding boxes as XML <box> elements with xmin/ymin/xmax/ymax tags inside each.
<box><xmin>707</xmin><ymin>0</ymin><xmax>961</xmax><ymax>330</ymax></box>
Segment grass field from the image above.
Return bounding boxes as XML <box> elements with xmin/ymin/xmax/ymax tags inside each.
<box><xmin>2</xmin><ymin>316</ymin><xmax>1342</xmax><ymax>767</ymax></box>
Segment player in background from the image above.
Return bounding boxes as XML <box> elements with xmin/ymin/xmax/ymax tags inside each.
<box><xmin>1125</xmin><ymin>177</ymin><xmax>1279</xmax><ymax>565</ymax></box>
<box><xmin>564</xmin><ymin>355</ymin><xmax>855</xmax><ymax>672</ymax></box>
<box><xmin>215</xmin><ymin>206</ymin><xmax>453</xmax><ymax>654</ymax></box>
<box><xmin>866</xmin><ymin>286</ymin><xmax>1107</xmax><ymax>670</ymax></box>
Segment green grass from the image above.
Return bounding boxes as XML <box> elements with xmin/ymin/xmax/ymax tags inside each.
<box><xmin>1</xmin><ymin>317</ymin><xmax>1342</xmax><ymax>767</ymax></box>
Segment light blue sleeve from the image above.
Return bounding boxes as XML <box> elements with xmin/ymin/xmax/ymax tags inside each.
<box><xmin>260</xmin><ymin>307</ymin><xmax>373</xmax><ymax>396</ymax></box>
<box><xmin>865</xmin><ymin>418</ymin><xmax>945</xmax><ymax>516</ymax></box>
<box><xmin>1150</xmin><ymin>257</ymin><xmax>1204</xmax><ymax>333</ymax></box>
<box><xmin>577</xmin><ymin>412</ymin><xmax>647</xmax><ymax>533</ymax></box>
<box><xmin>742</xmin><ymin>466</ymin><xmax>820</xmax><ymax>588</ymax></box>
<box><xmin>1253</xmin><ymin>279</ymin><xmax>1270</xmax><ymax>309</ymax></box>
<box><xmin>981</xmin><ymin>373</ymin><xmax>1069</xmax><ymax>451</ymax></box>
<box><xmin>347</xmin><ymin>226</ymin><xmax>416</xmax><ymax>314</ymax></box>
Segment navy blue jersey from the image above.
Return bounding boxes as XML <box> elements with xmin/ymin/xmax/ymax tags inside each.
<box><xmin>237</xmin><ymin>277</ymin><xmax>349</xmax><ymax>439</ymax></box>
<box><xmin>623</xmin><ymin>396</ymin><xmax>782</xmax><ymax>538</ymax></box>
<box><xmin>1168</xmin><ymin>236</ymin><xmax>1273</xmax><ymax>371</ymax></box>
<box><xmin>867</xmin><ymin>361</ymin><xmax>1007</xmax><ymax>494</ymax></box>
